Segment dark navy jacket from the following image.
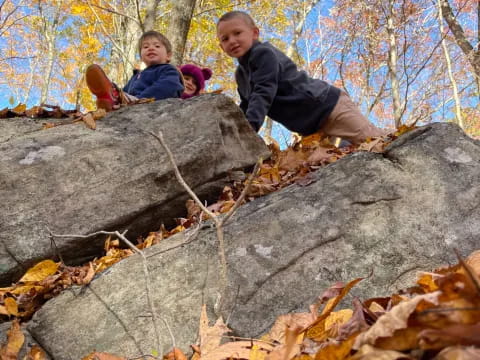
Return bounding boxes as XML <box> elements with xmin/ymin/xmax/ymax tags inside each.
<box><xmin>236</xmin><ymin>41</ymin><xmax>340</xmax><ymax>135</ymax></box>
<box><xmin>123</xmin><ymin>63</ymin><xmax>184</xmax><ymax>100</ymax></box>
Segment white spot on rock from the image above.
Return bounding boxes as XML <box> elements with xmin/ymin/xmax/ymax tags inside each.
<box><xmin>20</xmin><ymin>146</ymin><xmax>66</xmax><ymax>165</ymax></box>
<box><xmin>235</xmin><ymin>247</ymin><xmax>247</xmax><ymax>256</ymax></box>
<box><xmin>443</xmin><ymin>147</ymin><xmax>472</xmax><ymax>164</ymax></box>
<box><xmin>254</xmin><ymin>244</ymin><xmax>273</xmax><ymax>258</ymax></box>
<box><xmin>444</xmin><ymin>234</ymin><xmax>457</xmax><ymax>248</ymax></box>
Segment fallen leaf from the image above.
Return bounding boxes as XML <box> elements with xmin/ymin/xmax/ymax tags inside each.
<box><xmin>374</xmin><ymin>327</ymin><xmax>422</xmax><ymax>351</ymax></box>
<box><xmin>164</xmin><ymin>347</ymin><xmax>187</xmax><ymax>360</ymax></box>
<box><xmin>433</xmin><ymin>345</ymin><xmax>480</xmax><ymax>360</ymax></box>
<box><xmin>353</xmin><ymin>291</ymin><xmax>440</xmax><ymax>349</ymax></box>
<box><xmin>268</xmin><ymin>313</ymin><xmax>314</xmax><ymax>343</ymax></box>
<box><xmin>313</xmin><ymin>334</ymin><xmax>356</xmax><ymax>360</ymax></box>
<box><xmin>324</xmin><ymin>309</ymin><xmax>353</xmax><ymax>338</ymax></box>
<box><xmin>11</xmin><ymin>103</ymin><xmax>26</xmax><ymax>114</ymax></box>
<box><xmin>81</xmin><ymin>262</ymin><xmax>95</xmax><ymax>285</ymax></box>
<box><xmin>201</xmin><ymin>341</ymin><xmax>273</xmax><ymax>360</ymax></box>
<box><xmin>4</xmin><ymin>297</ymin><xmax>18</xmax><ymax>316</ymax></box>
<box><xmin>307</xmin><ymin>278</ymin><xmax>364</xmax><ymax>339</ymax></box>
<box><xmin>349</xmin><ymin>344</ymin><xmax>413</xmax><ymax>359</ymax></box>
<box><xmin>357</xmin><ymin>137</ymin><xmax>384</xmax><ymax>153</ymax></box>
<box><xmin>338</xmin><ymin>298</ymin><xmax>369</xmax><ymax>340</ymax></box>
<box><xmin>198</xmin><ymin>305</ymin><xmax>231</xmax><ymax>356</ymax></box>
<box><xmin>82</xmin><ymin>113</ymin><xmax>96</xmax><ymax>130</ymax></box>
<box><xmin>19</xmin><ymin>260</ymin><xmax>59</xmax><ymax>283</ymax></box>
<box><xmin>25</xmin><ymin>345</ymin><xmax>47</xmax><ymax>360</ymax></box>
<box><xmin>307</xmin><ymin>146</ymin><xmax>333</xmax><ymax>164</ymax></box>
<box><xmin>81</xmin><ymin>352</ymin><xmax>126</xmax><ymax>360</ymax></box>
<box><xmin>0</xmin><ymin>320</ymin><xmax>25</xmax><ymax>360</ymax></box>
<box><xmin>92</xmin><ymin>108</ymin><xmax>107</xmax><ymax>120</ymax></box>
<box><xmin>464</xmin><ymin>250</ymin><xmax>480</xmax><ymax>276</ymax></box>
<box><xmin>418</xmin><ymin>323</ymin><xmax>480</xmax><ymax>349</ymax></box>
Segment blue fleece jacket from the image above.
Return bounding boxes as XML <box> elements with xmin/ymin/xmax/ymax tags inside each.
<box><xmin>123</xmin><ymin>63</ymin><xmax>184</xmax><ymax>100</ymax></box>
<box><xmin>236</xmin><ymin>41</ymin><xmax>340</xmax><ymax>135</ymax></box>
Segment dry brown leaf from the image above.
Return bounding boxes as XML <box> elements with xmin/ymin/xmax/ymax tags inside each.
<box><xmin>92</xmin><ymin>108</ymin><xmax>107</xmax><ymax>120</ymax></box>
<box><xmin>277</xmin><ymin>148</ymin><xmax>308</xmax><ymax>172</ymax></box>
<box><xmin>81</xmin><ymin>263</ymin><xmax>95</xmax><ymax>285</ymax></box>
<box><xmin>464</xmin><ymin>250</ymin><xmax>480</xmax><ymax>276</ymax></box>
<box><xmin>198</xmin><ymin>304</ymin><xmax>231</xmax><ymax>356</ymax></box>
<box><xmin>4</xmin><ymin>297</ymin><xmax>18</xmax><ymax>316</ymax></box>
<box><xmin>338</xmin><ymin>298</ymin><xmax>369</xmax><ymax>341</ymax></box>
<box><xmin>81</xmin><ymin>351</ymin><xmax>126</xmax><ymax>360</ymax></box>
<box><xmin>313</xmin><ymin>334</ymin><xmax>356</xmax><ymax>360</ymax></box>
<box><xmin>19</xmin><ymin>260</ymin><xmax>59</xmax><ymax>283</ymax></box>
<box><xmin>418</xmin><ymin>323</ymin><xmax>480</xmax><ymax>349</ymax></box>
<box><xmin>268</xmin><ymin>313</ymin><xmax>314</xmax><ymax>343</ymax></box>
<box><xmin>11</xmin><ymin>103</ymin><xmax>26</xmax><ymax>114</ymax></box>
<box><xmin>353</xmin><ymin>291</ymin><xmax>440</xmax><ymax>349</ymax></box>
<box><xmin>349</xmin><ymin>344</ymin><xmax>413</xmax><ymax>359</ymax></box>
<box><xmin>324</xmin><ymin>309</ymin><xmax>353</xmax><ymax>339</ymax></box>
<box><xmin>201</xmin><ymin>341</ymin><xmax>273</xmax><ymax>360</ymax></box>
<box><xmin>374</xmin><ymin>327</ymin><xmax>422</xmax><ymax>351</ymax></box>
<box><xmin>164</xmin><ymin>347</ymin><xmax>187</xmax><ymax>360</ymax></box>
<box><xmin>246</xmin><ymin>183</ymin><xmax>277</xmax><ymax>197</ymax></box>
<box><xmin>307</xmin><ymin>146</ymin><xmax>333</xmax><ymax>164</ymax></box>
<box><xmin>187</xmin><ymin>199</ymin><xmax>202</xmax><ymax>218</ymax></box>
<box><xmin>306</xmin><ymin>278</ymin><xmax>364</xmax><ymax>339</ymax></box>
<box><xmin>357</xmin><ymin>138</ymin><xmax>384</xmax><ymax>153</ymax></box>
<box><xmin>82</xmin><ymin>113</ymin><xmax>96</xmax><ymax>130</ymax></box>
<box><xmin>433</xmin><ymin>346</ymin><xmax>480</xmax><ymax>360</ymax></box>
<box><xmin>25</xmin><ymin>345</ymin><xmax>47</xmax><ymax>360</ymax></box>
<box><xmin>0</xmin><ymin>320</ymin><xmax>25</xmax><ymax>360</ymax></box>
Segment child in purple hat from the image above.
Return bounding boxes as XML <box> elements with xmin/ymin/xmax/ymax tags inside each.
<box><xmin>179</xmin><ymin>64</ymin><xmax>213</xmax><ymax>99</ymax></box>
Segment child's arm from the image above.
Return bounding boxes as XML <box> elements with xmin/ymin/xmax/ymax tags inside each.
<box><xmin>238</xmin><ymin>46</ymin><xmax>279</xmax><ymax>131</ymax></box>
<box><xmin>138</xmin><ymin>65</ymin><xmax>184</xmax><ymax>100</ymax></box>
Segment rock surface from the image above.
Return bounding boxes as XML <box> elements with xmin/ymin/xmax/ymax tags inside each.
<box><xmin>0</xmin><ymin>95</ymin><xmax>269</xmax><ymax>284</ymax></box>
<box><xmin>27</xmin><ymin>123</ymin><xmax>480</xmax><ymax>359</ymax></box>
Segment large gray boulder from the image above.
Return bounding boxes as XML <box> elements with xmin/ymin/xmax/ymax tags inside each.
<box><xmin>0</xmin><ymin>95</ymin><xmax>269</xmax><ymax>284</ymax></box>
<box><xmin>27</xmin><ymin>123</ymin><xmax>480</xmax><ymax>359</ymax></box>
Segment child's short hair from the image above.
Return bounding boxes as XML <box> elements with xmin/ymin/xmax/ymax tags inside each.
<box><xmin>217</xmin><ymin>11</ymin><xmax>256</xmax><ymax>28</ymax></box>
<box><xmin>138</xmin><ymin>31</ymin><xmax>172</xmax><ymax>55</ymax></box>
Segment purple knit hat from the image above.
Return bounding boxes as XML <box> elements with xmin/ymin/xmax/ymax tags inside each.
<box><xmin>179</xmin><ymin>64</ymin><xmax>212</xmax><ymax>97</ymax></box>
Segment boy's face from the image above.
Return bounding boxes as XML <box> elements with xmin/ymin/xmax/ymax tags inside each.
<box><xmin>217</xmin><ymin>17</ymin><xmax>259</xmax><ymax>58</ymax></box>
<box><xmin>140</xmin><ymin>37</ymin><xmax>171</xmax><ymax>66</ymax></box>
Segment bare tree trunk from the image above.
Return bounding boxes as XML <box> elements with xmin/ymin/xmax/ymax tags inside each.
<box><xmin>437</xmin><ymin>0</ymin><xmax>463</xmax><ymax>129</ymax></box>
<box><xmin>282</xmin><ymin>0</ymin><xmax>320</xmax><ymax>142</ymax></box>
<box><xmin>440</xmin><ymin>0</ymin><xmax>480</xmax><ymax>96</ymax></box>
<box><xmin>38</xmin><ymin>1</ymin><xmax>60</xmax><ymax>104</ymax></box>
<box><xmin>385</xmin><ymin>0</ymin><xmax>402</xmax><ymax>128</ymax></box>
<box><xmin>143</xmin><ymin>0</ymin><xmax>162</xmax><ymax>31</ymax></box>
<box><xmin>167</xmin><ymin>0</ymin><xmax>196</xmax><ymax>65</ymax></box>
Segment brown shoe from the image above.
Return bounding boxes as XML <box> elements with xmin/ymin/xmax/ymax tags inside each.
<box><xmin>85</xmin><ymin>64</ymin><xmax>119</xmax><ymax>111</ymax></box>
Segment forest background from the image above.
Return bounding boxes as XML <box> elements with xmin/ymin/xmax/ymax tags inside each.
<box><xmin>1</xmin><ymin>0</ymin><xmax>480</xmax><ymax>144</ymax></box>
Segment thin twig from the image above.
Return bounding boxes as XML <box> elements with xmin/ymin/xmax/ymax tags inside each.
<box><xmin>149</xmin><ymin>131</ymin><xmax>216</xmax><ymax>220</ymax></box>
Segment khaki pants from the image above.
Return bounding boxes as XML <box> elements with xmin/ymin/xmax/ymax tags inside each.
<box><xmin>321</xmin><ymin>91</ymin><xmax>385</xmax><ymax>144</ymax></box>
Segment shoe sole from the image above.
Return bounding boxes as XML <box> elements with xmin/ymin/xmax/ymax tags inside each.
<box><xmin>86</xmin><ymin>64</ymin><xmax>115</xmax><ymax>111</ymax></box>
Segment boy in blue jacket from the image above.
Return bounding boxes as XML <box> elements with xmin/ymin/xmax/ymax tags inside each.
<box><xmin>216</xmin><ymin>11</ymin><xmax>384</xmax><ymax>144</ymax></box>
<box><xmin>86</xmin><ymin>31</ymin><xmax>184</xmax><ymax>111</ymax></box>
